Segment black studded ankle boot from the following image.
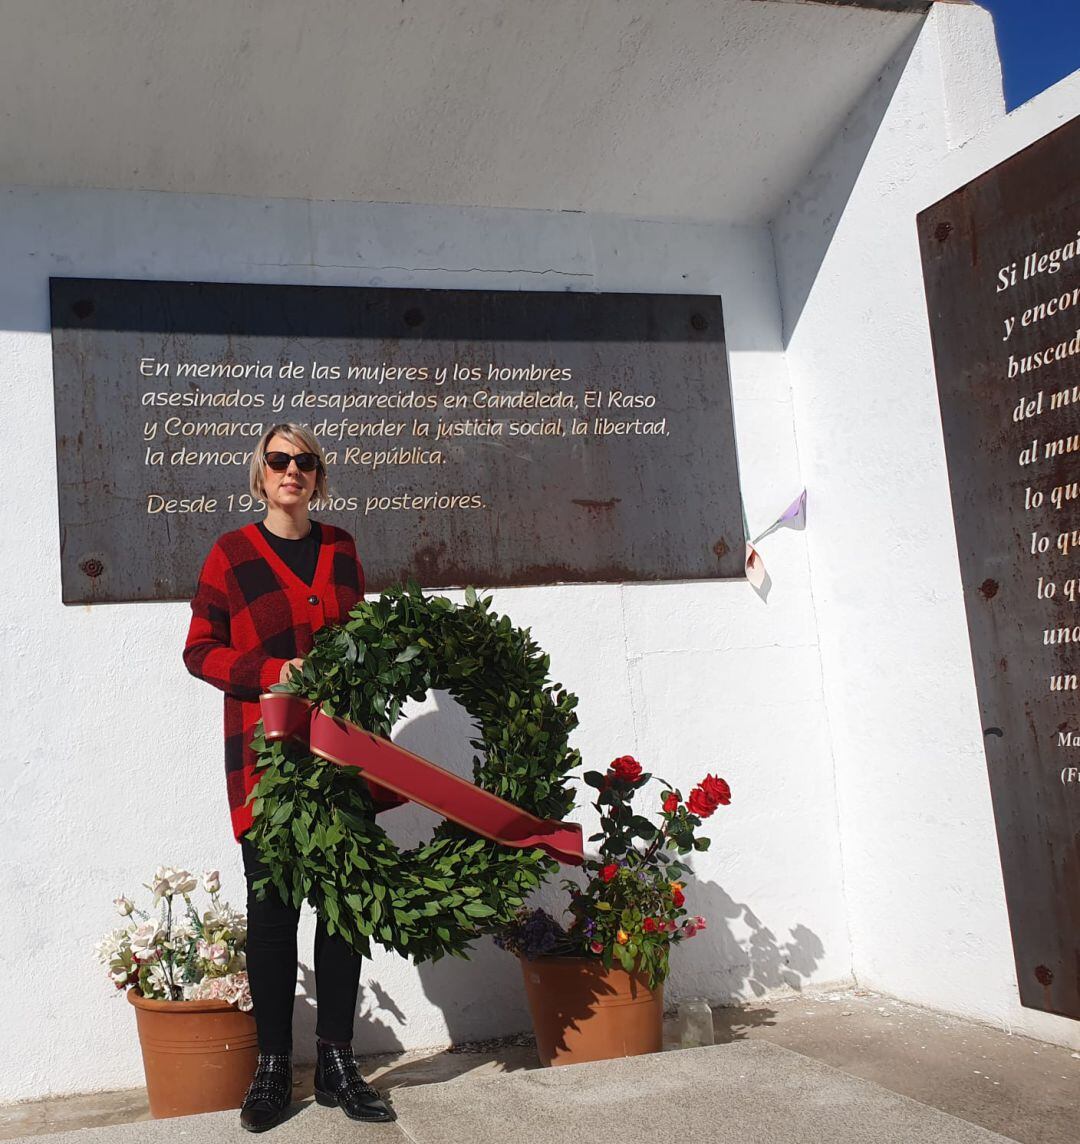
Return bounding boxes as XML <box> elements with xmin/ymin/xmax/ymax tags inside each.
<box><xmin>314</xmin><ymin>1042</ymin><xmax>395</xmax><ymax>1122</ymax></box>
<box><xmin>240</xmin><ymin>1053</ymin><xmax>293</xmax><ymax>1133</ymax></box>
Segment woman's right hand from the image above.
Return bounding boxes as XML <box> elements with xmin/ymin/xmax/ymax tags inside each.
<box><xmin>279</xmin><ymin>657</ymin><xmax>305</xmax><ymax>684</ymax></box>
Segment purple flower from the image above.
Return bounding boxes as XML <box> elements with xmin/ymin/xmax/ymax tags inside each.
<box><xmin>493</xmin><ymin>909</ymin><xmax>568</xmax><ymax>960</ymax></box>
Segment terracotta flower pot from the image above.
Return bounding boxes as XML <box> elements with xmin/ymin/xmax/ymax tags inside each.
<box><xmin>127</xmin><ymin>988</ymin><xmax>259</xmax><ymax>1118</ymax></box>
<box><xmin>518</xmin><ymin>955</ymin><xmax>664</xmax><ymax>1067</ymax></box>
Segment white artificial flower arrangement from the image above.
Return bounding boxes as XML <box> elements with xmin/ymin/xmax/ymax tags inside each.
<box><xmin>95</xmin><ymin>866</ymin><xmax>252</xmax><ymax>1010</ymax></box>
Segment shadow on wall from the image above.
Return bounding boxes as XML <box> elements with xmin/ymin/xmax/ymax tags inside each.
<box><xmin>294</xmin><ymin>962</ymin><xmax>407</xmax><ymax>1057</ymax></box>
<box><xmin>290</xmin><ymin>693</ymin><xmax>826</xmax><ymax>1054</ymax></box>
<box><xmin>293</xmin><ymin>690</ymin><xmax>511</xmax><ymax>1055</ymax></box>
<box><xmin>670</xmin><ymin>880</ymin><xmax>826</xmax><ymax>1018</ymax></box>
<box><xmin>773</xmin><ymin>21</ymin><xmax>921</xmax><ymax>342</ymax></box>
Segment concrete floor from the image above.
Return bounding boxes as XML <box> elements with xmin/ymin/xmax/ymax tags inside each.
<box><xmin>1</xmin><ymin>987</ymin><xmax>1077</xmax><ymax>1143</ymax></box>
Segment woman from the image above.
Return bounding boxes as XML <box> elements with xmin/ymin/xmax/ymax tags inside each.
<box><xmin>184</xmin><ymin>423</ymin><xmax>394</xmax><ymax>1131</ymax></box>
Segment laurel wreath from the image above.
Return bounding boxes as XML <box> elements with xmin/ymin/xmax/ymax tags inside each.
<box><xmin>245</xmin><ymin>583</ymin><xmax>581</xmax><ymax>963</ymax></box>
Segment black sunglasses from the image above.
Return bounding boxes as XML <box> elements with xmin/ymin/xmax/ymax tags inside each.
<box><xmin>264</xmin><ymin>450</ymin><xmax>321</xmax><ymax>473</ymax></box>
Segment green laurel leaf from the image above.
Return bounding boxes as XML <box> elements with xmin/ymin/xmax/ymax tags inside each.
<box><xmin>247</xmin><ymin>582</ymin><xmax>582</xmax><ymax>964</ymax></box>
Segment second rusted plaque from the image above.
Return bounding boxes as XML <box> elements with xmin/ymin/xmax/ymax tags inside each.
<box><xmin>919</xmin><ymin>115</ymin><xmax>1080</xmax><ymax>1021</ymax></box>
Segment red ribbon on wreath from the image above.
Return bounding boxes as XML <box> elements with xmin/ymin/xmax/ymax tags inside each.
<box><xmin>259</xmin><ymin>693</ymin><xmax>584</xmax><ymax>866</ymax></box>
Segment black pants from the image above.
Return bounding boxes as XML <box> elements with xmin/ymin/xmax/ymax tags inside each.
<box><xmin>241</xmin><ymin>836</ymin><xmax>362</xmax><ymax>1054</ymax></box>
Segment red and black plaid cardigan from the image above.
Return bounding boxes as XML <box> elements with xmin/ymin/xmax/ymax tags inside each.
<box><xmin>183</xmin><ymin>522</ymin><xmax>365</xmax><ymax>841</ymax></box>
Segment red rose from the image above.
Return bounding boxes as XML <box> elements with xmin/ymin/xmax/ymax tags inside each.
<box><xmin>687</xmin><ymin>774</ymin><xmax>731</xmax><ymax>819</ymax></box>
<box><xmin>609</xmin><ymin>755</ymin><xmax>643</xmax><ymax>782</ymax></box>
<box><xmin>686</xmin><ymin>787</ymin><xmax>714</xmax><ymax>818</ymax></box>
<box><xmin>643</xmin><ymin>917</ymin><xmax>659</xmax><ymax>933</ymax></box>
<box><xmin>672</xmin><ymin>888</ymin><xmax>685</xmax><ymax>907</ymax></box>
<box><xmin>600</xmin><ymin>863</ymin><xmax>619</xmax><ymax>883</ymax></box>
<box><xmin>662</xmin><ymin>792</ymin><xmax>679</xmax><ymax>813</ymax></box>
<box><xmin>701</xmin><ymin>774</ymin><xmax>731</xmax><ymax>806</ymax></box>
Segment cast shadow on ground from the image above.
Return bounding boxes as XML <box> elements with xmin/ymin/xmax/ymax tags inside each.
<box><xmin>291</xmin><ymin>691</ymin><xmax>825</xmax><ymax>1076</ymax></box>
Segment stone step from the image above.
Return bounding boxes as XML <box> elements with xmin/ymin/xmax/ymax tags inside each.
<box><xmin>0</xmin><ymin>1041</ymin><xmax>1015</xmax><ymax>1144</ymax></box>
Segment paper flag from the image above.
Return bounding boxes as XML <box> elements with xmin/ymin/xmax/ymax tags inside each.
<box><xmin>777</xmin><ymin>489</ymin><xmax>807</xmax><ymax>529</ymax></box>
<box><xmin>751</xmin><ymin>489</ymin><xmax>808</xmax><ymax>545</ymax></box>
<box><xmin>745</xmin><ymin>541</ymin><xmax>767</xmax><ymax>590</ymax></box>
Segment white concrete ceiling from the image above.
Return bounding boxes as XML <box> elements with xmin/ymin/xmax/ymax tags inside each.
<box><xmin>0</xmin><ymin>0</ymin><xmax>932</xmax><ymax>223</ymax></box>
<box><xmin>761</xmin><ymin>0</ymin><xmax>932</xmax><ymax>11</ymax></box>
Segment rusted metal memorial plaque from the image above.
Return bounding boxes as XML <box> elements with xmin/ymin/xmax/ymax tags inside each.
<box><xmin>919</xmin><ymin>115</ymin><xmax>1080</xmax><ymax>1020</ymax></box>
<box><xmin>50</xmin><ymin>279</ymin><xmax>742</xmax><ymax>603</ymax></box>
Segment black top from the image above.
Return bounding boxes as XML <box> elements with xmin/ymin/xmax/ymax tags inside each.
<box><xmin>257</xmin><ymin>520</ymin><xmax>322</xmax><ymax>587</ymax></box>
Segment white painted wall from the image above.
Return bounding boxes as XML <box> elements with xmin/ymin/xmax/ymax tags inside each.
<box><xmin>776</xmin><ymin>3</ymin><xmax>1080</xmax><ymax>1049</ymax></box>
<box><xmin>6</xmin><ymin>0</ymin><xmax>1079</xmax><ymax>1107</ymax></box>
<box><xmin>0</xmin><ymin>189</ymin><xmax>846</xmax><ymax>1101</ymax></box>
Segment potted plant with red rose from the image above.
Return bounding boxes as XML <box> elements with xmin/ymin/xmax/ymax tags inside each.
<box><xmin>495</xmin><ymin>755</ymin><xmax>730</xmax><ymax>1066</ymax></box>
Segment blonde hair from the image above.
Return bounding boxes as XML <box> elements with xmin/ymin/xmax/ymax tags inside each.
<box><xmin>250</xmin><ymin>423</ymin><xmax>328</xmax><ymax>503</ymax></box>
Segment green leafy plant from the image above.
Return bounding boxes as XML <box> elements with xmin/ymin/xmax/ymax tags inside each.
<box><xmin>246</xmin><ymin>582</ymin><xmax>581</xmax><ymax>964</ymax></box>
<box><xmin>495</xmin><ymin>757</ymin><xmax>730</xmax><ymax>989</ymax></box>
